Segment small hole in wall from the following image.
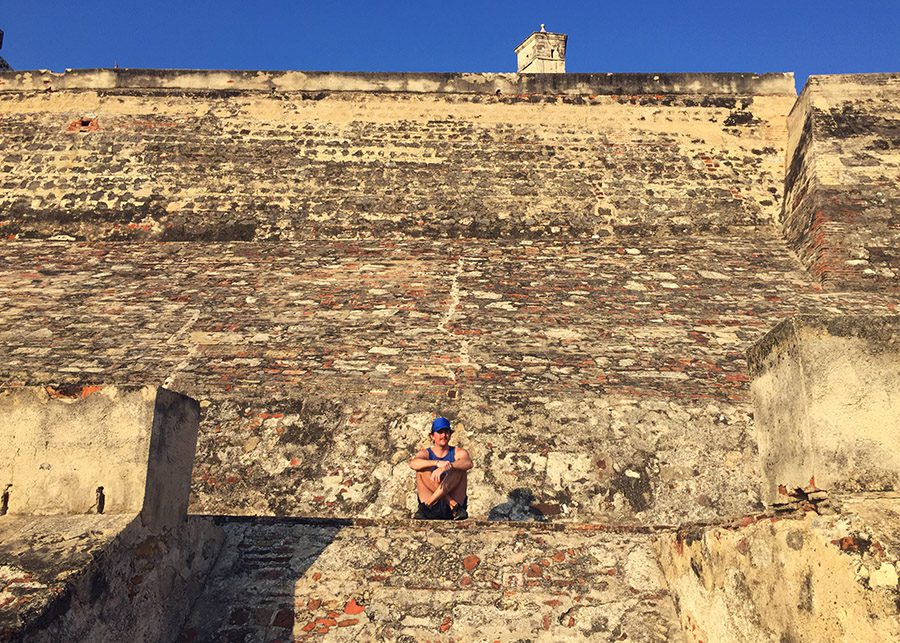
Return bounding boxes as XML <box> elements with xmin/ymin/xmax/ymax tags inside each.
<box><xmin>67</xmin><ymin>116</ymin><xmax>99</xmax><ymax>133</ymax></box>
<box><xmin>1</xmin><ymin>484</ymin><xmax>11</xmax><ymax>515</ymax></box>
<box><xmin>96</xmin><ymin>486</ymin><xmax>105</xmax><ymax>514</ymax></box>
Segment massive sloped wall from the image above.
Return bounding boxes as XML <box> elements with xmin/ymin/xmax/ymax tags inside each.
<box><xmin>0</xmin><ymin>70</ymin><xmax>792</xmax><ymax>240</ymax></box>
<box><xmin>0</xmin><ymin>70</ymin><xmax>894</xmax><ymax>527</ymax></box>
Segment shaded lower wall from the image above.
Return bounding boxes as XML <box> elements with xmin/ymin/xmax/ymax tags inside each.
<box><xmin>12</xmin><ymin>517</ymin><xmax>223</xmax><ymax>643</ymax></box>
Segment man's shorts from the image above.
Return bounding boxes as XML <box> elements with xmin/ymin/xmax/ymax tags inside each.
<box><xmin>418</xmin><ymin>499</ymin><xmax>452</xmax><ymax>520</ymax></box>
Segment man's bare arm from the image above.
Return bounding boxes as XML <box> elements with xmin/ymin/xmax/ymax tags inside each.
<box><xmin>450</xmin><ymin>448</ymin><xmax>474</xmax><ymax>471</ymax></box>
<box><xmin>409</xmin><ymin>449</ymin><xmax>440</xmax><ymax>471</ymax></box>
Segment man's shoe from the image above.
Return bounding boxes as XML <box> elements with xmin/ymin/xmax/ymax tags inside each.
<box><xmin>414</xmin><ymin>502</ymin><xmax>429</xmax><ymax>520</ymax></box>
<box><xmin>451</xmin><ymin>503</ymin><xmax>469</xmax><ymax>521</ymax></box>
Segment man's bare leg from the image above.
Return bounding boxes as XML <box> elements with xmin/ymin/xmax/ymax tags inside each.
<box><xmin>416</xmin><ymin>471</ymin><xmax>438</xmax><ymax>504</ymax></box>
<box><xmin>445</xmin><ymin>470</ymin><xmax>467</xmax><ymax>507</ymax></box>
<box><xmin>417</xmin><ymin>470</ymin><xmax>467</xmax><ymax>508</ymax></box>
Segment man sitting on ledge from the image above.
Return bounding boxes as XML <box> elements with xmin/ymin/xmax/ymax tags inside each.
<box><xmin>409</xmin><ymin>417</ymin><xmax>473</xmax><ymax>520</ymax></box>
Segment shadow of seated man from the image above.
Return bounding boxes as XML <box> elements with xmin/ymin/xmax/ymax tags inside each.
<box><xmin>409</xmin><ymin>417</ymin><xmax>473</xmax><ymax>520</ymax></box>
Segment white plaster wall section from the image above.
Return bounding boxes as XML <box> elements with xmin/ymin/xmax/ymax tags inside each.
<box><xmin>0</xmin><ymin>386</ymin><xmax>156</xmax><ymax>515</ymax></box>
<box><xmin>751</xmin><ymin>323</ymin><xmax>820</xmax><ymax>503</ymax></box>
<box><xmin>799</xmin><ymin>331</ymin><xmax>900</xmax><ymax>491</ymax></box>
<box><xmin>795</xmin><ymin>327</ymin><xmax>818</xmax><ymax>489</ymax></box>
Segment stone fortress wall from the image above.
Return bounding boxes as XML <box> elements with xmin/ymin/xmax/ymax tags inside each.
<box><xmin>0</xmin><ymin>69</ymin><xmax>895</xmax><ymax>524</ymax></box>
<box><xmin>783</xmin><ymin>74</ymin><xmax>899</xmax><ymax>291</ymax></box>
<box><xmin>0</xmin><ymin>66</ymin><xmax>897</xmax><ymax>640</ymax></box>
<box><xmin>0</xmin><ymin>69</ymin><xmax>795</xmax><ymax>241</ymax></box>
<box><xmin>0</xmin><ymin>386</ymin><xmax>222</xmax><ymax>641</ymax></box>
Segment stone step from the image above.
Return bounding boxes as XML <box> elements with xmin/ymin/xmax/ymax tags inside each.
<box><xmin>179</xmin><ymin>518</ymin><xmax>682</xmax><ymax>642</ymax></box>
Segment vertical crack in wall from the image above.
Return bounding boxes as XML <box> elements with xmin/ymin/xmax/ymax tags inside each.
<box><xmin>437</xmin><ymin>257</ymin><xmax>471</xmax><ymax>377</ymax></box>
<box><xmin>164</xmin><ymin>309</ymin><xmax>201</xmax><ymax>389</ymax></box>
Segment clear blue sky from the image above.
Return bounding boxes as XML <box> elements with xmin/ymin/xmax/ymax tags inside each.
<box><xmin>3</xmin><ymin>1</ymin><xmax>898</xmax><ymax>91</ymax></box>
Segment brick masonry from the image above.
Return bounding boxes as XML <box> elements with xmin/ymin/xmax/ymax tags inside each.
<box><xmin>178</xmin><ymin>519</ymin><xmax>681</xmax><ymax>641</ymax></box>
<box><xmin>783</xmin><ymin>74</ymin><xmax>900</xmax><ymax>291</ymax></box>
<box><xmin>0</xmin><ymin>82</ymin><xmax>791</xmax><ymax>241</ymax></box>
<box><xmin>0</xmin><ymin>72</ymin><xmax>895</xmax><ymax>527</ymax></box>
<box><xmin>0</xmin><ymin>236</ymin><xmax>894</xmax><ymax>525</ymax></box>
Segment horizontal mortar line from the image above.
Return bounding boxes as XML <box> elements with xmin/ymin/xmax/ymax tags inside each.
<box><xmin>0</xmin><ymin>87</ymin><xmax>793</xmax><ymax>98</ymax></box>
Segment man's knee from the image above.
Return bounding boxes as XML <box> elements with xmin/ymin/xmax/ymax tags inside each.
<box><xmin>416</xmin><ymin>474</ymin><xmax>435</xmax><ymax>496</ymax></box>
<box><xmin>440</xmin><ymin>469</ymin><xmax>466</xmax><ymax>488</ymax></box>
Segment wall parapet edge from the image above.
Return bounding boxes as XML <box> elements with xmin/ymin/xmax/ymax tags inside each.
<box><xmin>0</xmin><ymin>68</ymin><xmax>796</xmax><ymax>96</ymax></box>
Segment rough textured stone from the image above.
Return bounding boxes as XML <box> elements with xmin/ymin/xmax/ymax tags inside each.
<box><xmin>0</xmin><ymin>514</ymin><xmax>223</xmax><ymax>643</ymax></box>
<box><xmin>516</xmin><ymin>29</ymin><xmax>568</xmax><ymax>74</ymax></box>
<box><xmin>0</xmin><ymin>73</ymin><xmax>792</xmax><ymax>241</ymax></box>
<box><xmin>783</xmin><ymin>74</ymin><xmax>900</xmax><ymax>291</ymax></box>
<box><xmin>658</xmin><ymin>496</ymin><xmax>900</xmax><ymax>642</ymax></box>
<box><xmin>181</xmin><ymin>519</ymin><xmax>682</xmax><ymax>642</ymax></box>
<box><xmin>0</xmin><ymin>67</ymin><xmax>896</xmax><ymax>641</ymax></box>
<box><xmin>0</xmin><ymin>386</ymin><xmax>221</xmax><ymax>641</ymax></box>
<box><xmin>0</xmin><ymin>68</ymin><xmax>795</xmax><ymax>96</ymax></box>
<box><xmin>0</xmin><ymin>239</ymin><xmax>893</xmax><ymax>524</ymax></box>
<box><xmin>0</xmin><ymin>385</ymin><xmax>200</xmax><ymax>530</ymax></box>
<box><xmin>0</xmin><ymin>514</ymin><xmax>131</xmax><ymax>639</ymax></box>
<box><xmin>0</xmin><ymin>71</ymin><xmax>894</xmax><ymax>523</ymax></box>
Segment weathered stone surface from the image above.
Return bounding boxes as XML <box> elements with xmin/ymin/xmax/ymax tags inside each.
<box><xmin>0</xmin><ymin>69</ymin><xmax>796</xmax><ymax>96</ymax></box>
<box><xmin>0</xmin><ymin>386</ymin><xmax>157</xmax><ymax>516</ymax></box>
<box><xmin>749</xmin><ymin>316</ymin><xmax>900</xmax><ymax>504</ymax></box>
<box><xmin>516</xmin><ymin>29</ymin><xmax>568</xmax><ymax>74</ymax></box>
<box><xmin>0</xmin><ymin>515</ymin><xmax>223</xmax><ymax>643</ymax></box>
<box><xmin>180</xmin><ymin>519</ymin><xmax>681</xmax><ymax>642</ymax></box>
<box><xmin>658</xmin><ymin>497</ymin><xmax>900</xmax><ymax>643</ymax></box>
<box><xmin>0</xmin><ymin>385</ymin><xmax>221</xmax><ymax>641</ymax></box>
<box><xmin>0</xmin><ymin>77</ymin><xmax>792</xmax><ymax>241</ymax></box>
<box><xmin>0</xmin><ymin>68</ymin><xmax>896</xmax><ymax>640</ymax></box>
<box><xmin>0</xmin><ymin>385</ymin><xmax>199</xmax><ymax>530</ymax></box>
<box><xmin>783</xmin><ymin>74</ymin><xmax>900</xmax><ymax>291</ymax></box>
<box><xmin>0</xmin><ymin>514</ymin><xmax>131</xmax><ymax>639</ymax></box>
<box><xmin>0</xmin><ymin>238</ymin><xmax>893</xmax><ymax>523</ymax></box>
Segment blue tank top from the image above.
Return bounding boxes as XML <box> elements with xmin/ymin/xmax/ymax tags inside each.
<box><xmin>426</xmin><ymin>447</ymin><xmax>456</xmax><ymax>465</ymax></box>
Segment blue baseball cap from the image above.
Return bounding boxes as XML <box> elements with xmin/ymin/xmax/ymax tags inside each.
<box><xmin>431</xmin><ymin>417</ymin><xmax>452</xmax><ymax>432</ymax></box>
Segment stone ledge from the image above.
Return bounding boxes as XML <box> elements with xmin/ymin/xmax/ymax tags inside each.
<box><xmin>180</xmin><ymin>517</ymin><xmax>682</xmax><ymax>641</ymax></box>
<box><xmin>747</xmin><ymin>315</ymin><xmax>900</xmax><ymax>377</ymax></box>
<box><xmin>199</xmin><ymin>508</ymin><xmax>798</xmax><ymax>534</ymax></box>
<box><xmin>0</xmin><ymin>68</ymin><xmax>796</xmax><ymax>96</ymax></box>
